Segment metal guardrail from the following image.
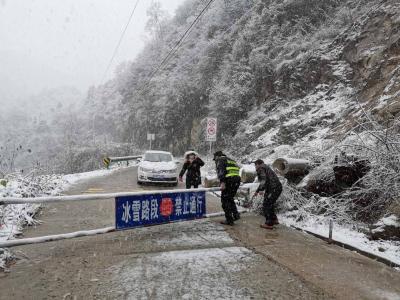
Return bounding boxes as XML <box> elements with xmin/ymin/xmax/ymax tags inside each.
<box><xmin>103</xmin><ymin>155</ymin><xmax>142</xmax><ymax>168</ymax></box>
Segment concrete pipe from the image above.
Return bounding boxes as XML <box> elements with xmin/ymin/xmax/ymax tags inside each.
<box><xmin>272</xmin><ymin>158</ymin><xmax>310</xmax><ymax>176</ymax></box>
<box><xmin>240</xmin><ymin>164</ymin><xmax>257</xmax><ymax>183</ymax></box>
<box><xmin>203</xmin><ymin>175</ymin><xmax>220</xmax><ymax>188</ymax></box>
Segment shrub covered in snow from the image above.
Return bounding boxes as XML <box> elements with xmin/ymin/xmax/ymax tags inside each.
<box><xmin>249</xmin><ymin>114</ymin><xmax>400</xmax><ymax>241</ymax></box>
<box><xmin>335</xmin><ymin>116</ymin><xmax>400</xmax><ymax>224</ymax></box>
<box><xmin>0</xmin><ymin>172</ymin><xmax>67</xmax><ymax>270</ymax></box>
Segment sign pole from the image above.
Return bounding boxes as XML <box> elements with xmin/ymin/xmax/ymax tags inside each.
<box><xmin>147</xmin><ymin>133</ymin><xmax>155</xmax><ymax>150</ymax></box>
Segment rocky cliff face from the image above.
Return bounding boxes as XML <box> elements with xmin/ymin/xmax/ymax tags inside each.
<box><xmin>346</xmin><ymin>4</ymin><xmax>400</xmax><ymax>118</ymax></box>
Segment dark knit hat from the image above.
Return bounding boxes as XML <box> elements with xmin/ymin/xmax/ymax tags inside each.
<box><xmin>254</xmin><ymin>159</ymin><xmax>264</xmax><ymax>165</ymax></box>
<box><xmin>213</xmin><ymin>151</ymin><xmax>224</xmax><ymax>160</ymax></box>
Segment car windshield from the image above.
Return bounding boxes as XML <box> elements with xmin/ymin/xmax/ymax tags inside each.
<box><xmin>144</xmin><ymin>153</ymin><xmax>172</xmax><ymax>162</ymax></box>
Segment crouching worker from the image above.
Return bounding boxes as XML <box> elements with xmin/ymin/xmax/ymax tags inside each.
<box><xmin>214</xmin><ymin>151</ymin><xmax>241</xmax><ymax>226</ymax></box>
<box><xmin>254</xmin><ymin>159</ymin><xmax>282</xmax><ymax>230</ymax></box>
<box><xmin>179</xmin><ymin>151</ymin><xmax>204</xmax><ymax>189</ymax></box>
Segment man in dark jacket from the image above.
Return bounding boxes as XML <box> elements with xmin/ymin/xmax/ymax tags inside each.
<box><xmin>214</xmin><ymin>151</ymin><xmax>241</xmax><ymax>226</ymax></box>
<box><xmin>179</xmin><ymin>151</ymin><xmax>205</xmax><ymax>189</ymax></box>
<box><xmin>254</xmin><ymin>159</ymin><xmax>282</xmax><ymax>229</ymax></box>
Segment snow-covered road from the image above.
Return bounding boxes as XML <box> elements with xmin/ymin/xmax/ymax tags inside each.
<box><xmin>0</xmin><ymin>166</ymin><xmax>399</xmax><ymax>299</ymax></box>
<box><xmin>0</xmin><ymin>166</ymin><xmax>326</xmax><ymax>299</ymax></box>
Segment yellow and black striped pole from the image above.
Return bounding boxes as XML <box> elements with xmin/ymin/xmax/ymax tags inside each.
<box><xmin>103</xmin><ymin>157</ymin><xmax>111</xmax><ymax>169</ymax></box>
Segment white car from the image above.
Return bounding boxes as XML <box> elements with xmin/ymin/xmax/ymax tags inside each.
<box><xmin>137</xmin><ymin>150</ymin><xmax>178</xmax><ymax>186</ymax></box>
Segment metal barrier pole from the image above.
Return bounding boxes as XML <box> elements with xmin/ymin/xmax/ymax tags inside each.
<box><xmin>0</xmin><ymin>210</ymin><xmax>250</xmax><ymax>248</ymax></box>
<box><xmin>0</xmin><ymin>227</ymin><xmax>115</xmax><ymax>248</ymax></box>
<box><xmin>0</xmin><ymin>187</ymin><xmax>224</xmax><ymax>205</ymax></box>
<box><xmin>0</xmin><ymin>186</ymin><xmax>254</xmax><ymax>205</ymax></box>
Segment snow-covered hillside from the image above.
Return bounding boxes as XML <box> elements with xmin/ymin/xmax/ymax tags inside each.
<box><xmin>85</xmin><ymin>0</ymin><xmax>400</xmax><ymax>157</ymax></box>
<box><xmin>235</xmin><ymin>0</ymin><xmax>400</xmax><ymax>160</ymax></box>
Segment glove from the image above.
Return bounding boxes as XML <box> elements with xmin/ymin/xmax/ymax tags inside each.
<box><xmin>179</xmin><ymin>176</ymin><xmax>183</xmax><ymax>182</ymax></box>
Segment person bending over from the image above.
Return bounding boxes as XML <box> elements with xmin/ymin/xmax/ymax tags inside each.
<box><xmin>254</xmin><ymin>159</ymin><xmax>282</xmax><ymax>230</ymax></box>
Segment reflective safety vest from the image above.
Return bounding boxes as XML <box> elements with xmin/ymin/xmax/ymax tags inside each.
<box><xmin>226</xmin><ymin>159</ymin><xmax>240</xmax><ymax>178</ymax></box>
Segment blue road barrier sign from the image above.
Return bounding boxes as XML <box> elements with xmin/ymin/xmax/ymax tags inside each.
<box><xmin>115</xmin><ymin>191</ymin><xmax>206</xmax><ymax>230</ymax></box>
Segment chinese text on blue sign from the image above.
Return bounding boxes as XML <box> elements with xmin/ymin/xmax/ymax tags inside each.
<box><xmin>115</xmin><ymin>191</ymin><xmax>206</xmax><ymax>230</ymax></box>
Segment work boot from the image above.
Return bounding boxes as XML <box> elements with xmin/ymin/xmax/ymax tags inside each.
<box><xmin>260</xmin><ymin>224</ymin><xmax>274</xmax><ymax>230</ymax></box>
<box><xmin>220</xmin><ymin>220</ymin><xmax>234</xmax><ymax>226</ymax></box>
<box><xmin>233</xmin><ymin>213</ymin><xmax>241</xmax><ymax>221</ymax></box>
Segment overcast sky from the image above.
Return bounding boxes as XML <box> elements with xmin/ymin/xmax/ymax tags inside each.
<box><xmin>0</xmin><ymin>0</ymin><xmax>185</xmax><ymax>102</ymax></box>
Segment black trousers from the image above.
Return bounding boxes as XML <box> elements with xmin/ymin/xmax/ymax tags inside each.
<box><xmin>221</xmin><ymin>177</ymin><xmax>241</xmax><ymax>222</ymax></box>
<box><xmin>186</xmin><ymin>176</ymin><xmax>200</xmax><ymax>189</ymax></box>
<box><xmin>186</xmin><ymin>181</ymin><xmax>199</xmax><ymax>189</ymax></box>
<box><xmin>263</xmin><ymin>187</ymin><xmax>282</xmax><ymax>226</ymax></box>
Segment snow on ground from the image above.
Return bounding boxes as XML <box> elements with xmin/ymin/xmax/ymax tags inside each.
<box><xmin>154</xmin><ymin>221</ymin><xmax>233</xmax><ymax>247</ymax></box>
<box><xmin>103</xmin><ymin>220</ymin><xmax>255</xmax><ymax>298</ymax></box>
<box><xmin>0</xmin><ymin>164</ymin><xmax>131</xmax><ymax>269</ymax></box>
<box><xmin>374</xmin><ymin>215</ymin><xmax>400</xmax><ymax>229</ymax></box>
<box><xmin>62</xmin><ymin>167</ymin><xmax>118</xmax><ymax>188</ymax></box>
<box><xmin>280</xmin><ymin>213</ymin><xmax>400</xmax><ymax>266</ymax></box>
<box><xmin>62</xmin><ymin>160</ymin><xmax>140</xmax><ymax>189</ymax></box>
<box><xmin>106</xmin><ymin>246</ymin><xmax>255</xmax><ymax>299</ymax></box>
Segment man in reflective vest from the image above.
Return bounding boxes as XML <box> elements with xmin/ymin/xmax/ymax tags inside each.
<box><xmin>213</xmin><ymin>151</ymin><xmax>241</xmax><ymax>226</ymax></box>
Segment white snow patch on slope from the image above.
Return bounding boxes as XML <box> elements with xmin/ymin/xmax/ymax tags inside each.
<box><xmin>249</xmin><ymin>83</ymin><xmax>353</xmax><ymax>154</ymax></box>
<box><xmin>374</xmin><ymin>215</ymin><xmax>400</xmax><ymax>231</ymax></box>
<box><xmin>251</xmin><ymin>128</ymin><xmax>279</xmax><ymax>147</ymax></box>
